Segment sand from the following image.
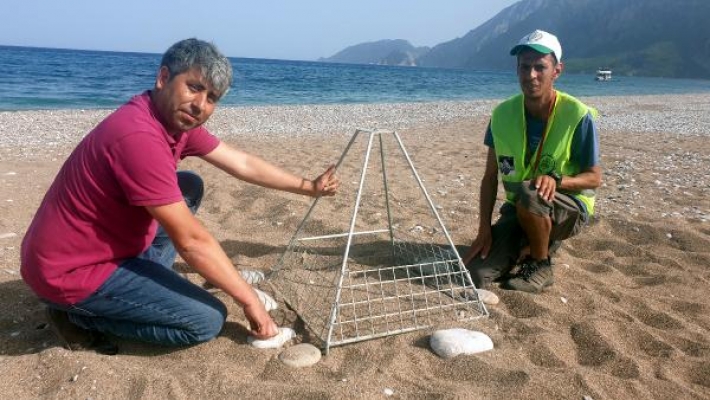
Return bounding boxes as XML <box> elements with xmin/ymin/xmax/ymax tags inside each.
<box><xmin>0</xmin><ymin>94</ymin><xmax>709</xmax><ymax>399</ymax></box>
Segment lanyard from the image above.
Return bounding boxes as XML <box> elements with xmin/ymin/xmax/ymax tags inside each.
<box><xmin>530</xmin><ymin>92</ymin><xmax>557</xmax><ymax>174</ymax></box>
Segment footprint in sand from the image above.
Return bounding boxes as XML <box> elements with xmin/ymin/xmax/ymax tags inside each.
<box><xmin>617</xmin><ymin>324</ymin><xmax>675</xmax><ymax>358</ymax></box>
<box><xmin>627</xmin><ymin>299</ymin><xmax>683</xmax><ymax>331</ymax></box>
<box><xmin>501</xmin><ymin>292</ymin><xmax>548</xmax><ymax>319</ymax></box>
<box><xmin>570</xmin><ymin>322</ymin><xmax>640</xmax><ymax>380</ymax></box>
<box><xmin>527</xmin><ymin>344</ymin><xmax>567</xmax><ymax>368</ymax></box>
<box><xmin>582</xmin><ymin>262</ymin><xmax>614</xmax><ymax>274</ymax></box>
<box><xmin>570</xmin><ymin>322</ymin><xmax>615</xmax><ymax>367</ymax></box>
<box><xmin>669</xmin><ymin>336</ymin><xmax>710</xmax><ymax>358</ymax></box>
<box><xmin>671</xmin><ymin>300</ymin><xmax>705</xmax><ymax>315</ymax></box>
<box><xmin>685</xmin><ymin>361</ymin><xmax>710</xmax><ymax>388</ymax></box>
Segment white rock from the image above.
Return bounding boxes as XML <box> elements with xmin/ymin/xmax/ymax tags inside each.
<box><xmin>240</xmin><ymin>269</ymin><xmax>265</xmax><ymax>285</ymax></box>
<box><xmin>248</xmin><ymin>327</ymin><xmax>295</xmax><ymax>349</ymax></box>
<box><xmin>278</xmin><ymin>343</ymin><xmax>321</xmax><ymax>367</ymax></box>
<box><xmin>476</xmin><ymin>289</ymin><xmax>499</xmax><ymax>305</ymax></box>
<box><xmin>384</xmin><ymin>388</ymin><xmax>395</xmax><ymax>396</ymax></box>
<box><xmin>0</xmin><ymin>233</ymin><xmax>17</xmax><ymax>239</ymax></box>
<box><xmin>254</xmin><ymin>288</ymin><xmax>278</xmax><ymax>311</ymax></box>
<box><xmin>430</xmin><ymin>328</ymin><xmax>494</xmax><ymax>358</ymax></box>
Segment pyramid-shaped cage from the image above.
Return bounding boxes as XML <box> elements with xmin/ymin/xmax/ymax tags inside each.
<box><xmin>268</xmin><ymin>129</ymin><xmax>488</xmax><ymax>353</ymax></box>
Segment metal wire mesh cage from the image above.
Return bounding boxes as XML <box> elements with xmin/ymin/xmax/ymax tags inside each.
<box><xmin>268</xmin><ymin>129</ymin><xmax>488</xmax><ymax>353</ymax></box>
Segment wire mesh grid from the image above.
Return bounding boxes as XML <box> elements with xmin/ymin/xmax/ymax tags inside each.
<box><xmin>268</xmin><ymin>129</ymin><xmax>488</xmax><ymax>352</ymax></box>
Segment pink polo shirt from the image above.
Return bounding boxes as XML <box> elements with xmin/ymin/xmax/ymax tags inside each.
<box><xmin>21</xmin><ymin>92</ymin><xmax>220</xmax><ymax>305</ymax></box>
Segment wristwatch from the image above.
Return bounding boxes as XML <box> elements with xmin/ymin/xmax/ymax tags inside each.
<box><xmin>547</xmin><ymin>172</ymin><xmax>562</xmax><ymax>186</ymax></box>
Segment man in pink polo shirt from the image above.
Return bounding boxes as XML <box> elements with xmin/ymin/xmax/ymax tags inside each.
<box><xmin>21</xmin><ymin>38</ymin><xmax>340</xmax><ymax>354</ymax></box>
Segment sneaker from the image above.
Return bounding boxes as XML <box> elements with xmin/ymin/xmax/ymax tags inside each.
<box><xmin>501</xmin><ymin>257</ymin><xmax>553</xmax><ymax>293</ymax></box>
<box><xmin>45</xmin><ymin>307</ymin><xmax>118</xmax><ymax>355</ymax></box>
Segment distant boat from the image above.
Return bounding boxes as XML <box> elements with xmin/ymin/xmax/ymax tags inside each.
<box><xmin>595</xmin><ymin>69</ymin><xmax>612</xmax><ymax>81</ymax></box>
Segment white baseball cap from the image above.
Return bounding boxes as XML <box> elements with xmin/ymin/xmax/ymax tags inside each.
<box><xmin>510</xmin><ymin>29</ymin><xmax>562</xmax><ymax>62</ymax></box>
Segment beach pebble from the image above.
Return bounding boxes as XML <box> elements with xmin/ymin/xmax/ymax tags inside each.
<box><xmin>248</xmin><ymin>327</ymin><xmax>295</xmax><ymax>349</ymax></box>
<box><xmin>0</xmin><ymin>233</ymin><xmax>17</xmax><ymax>240</ymax></box>
<box><xmin>476</xmin><ymin>289</ymin><xmax>499</xmax><ymax>305</ymax></box>
<box><xmin>429</xmin><ymin>328</ymin><xmax>494</xmax><ymax>358</ymax></box>
<box><xmin>240</xmin><ymin>269</ymin><xmax>265</xmax><ymax>285</ymax></box>
<box><xmin>384</xmin><ymin>388</ymin><xmax>395</xmax><ymax>396</ymax></box>
<box><xmin>278</xmin><ymin>343</ymin><xmax>322</xmax><ymax>368</ymax></box>
<box><xmin>254</xmin><ymin>288</ymin><xmax>278</xmax><ymax>311</ymax></box>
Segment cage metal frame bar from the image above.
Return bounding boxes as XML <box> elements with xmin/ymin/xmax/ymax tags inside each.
<box><xmin>270</xmin><ymin>129</ymin><xmax>488</xmax><ymax>354</ymax></box>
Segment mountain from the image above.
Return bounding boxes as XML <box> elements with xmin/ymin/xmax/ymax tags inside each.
<box><xmin>325</xmin><ymin>0</ymin><xmax>710</xmax><ymax>79</ymax></box>
<box><xmin>319</xmin><ymin>39</ymin><xmax>430</xmax><ymax>66</ymax></box>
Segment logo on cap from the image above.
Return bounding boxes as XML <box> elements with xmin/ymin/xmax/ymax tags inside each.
<box><xmin>528</xmin><ymin>31</ymin><xmax>544</xmax><ymax>42</ymax></box>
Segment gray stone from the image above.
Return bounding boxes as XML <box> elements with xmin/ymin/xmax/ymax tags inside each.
<box><xmin>278</xmin><ymin>343</ymin><xmax>322</xmax><ymax>368</ymax></box>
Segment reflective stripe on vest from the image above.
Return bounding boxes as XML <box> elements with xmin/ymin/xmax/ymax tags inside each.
<box><xmin>490</xmin><ymin>91</ymin><xmax>596</xmax><ymax>215</ymax></box>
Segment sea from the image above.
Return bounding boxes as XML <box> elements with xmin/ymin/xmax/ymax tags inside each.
<box><xmin>2</xmin><ymin>45</ymin><xmax>710</xmax><ymax>111</ymax></box>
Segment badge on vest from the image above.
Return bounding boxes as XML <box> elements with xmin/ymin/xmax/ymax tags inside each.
<box><xmin>537</xmin><ymin>154</ymin><xmax>556</xmax><ymax>174</ymax></box>
<box><xmin>498</xmin><ymin>156</ymin><xmax>515</xmax><ymax>175</ymax></box>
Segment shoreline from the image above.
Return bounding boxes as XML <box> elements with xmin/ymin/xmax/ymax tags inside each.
<box><xmin>1</xmin><ymin>93</ymin><xmax>708</xmax><ymax>150</ymax></box>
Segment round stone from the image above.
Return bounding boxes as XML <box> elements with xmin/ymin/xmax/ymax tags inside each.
<box><xmin>248</xmin><ymin>327</ymin><xmax>295</xmax><ymax>349</ymax></box>
<box><xmin>476</xmin><ymin>289</ymin><xmax>500</xmax><ymax>305</ymax></box>
<box><xmin>278</xmin><ymin>343</ymin><xmax>322</xmax><ymax>368</ymax></box>
<box><xmin>429</xmin><ymin>328</ymin><xmax>494</xmax><ymax>358</ymax></box>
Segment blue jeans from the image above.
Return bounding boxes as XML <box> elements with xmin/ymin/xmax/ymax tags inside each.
<box><xmin>47</xmin><ymin>171</ymin><xmax>227</xmax><ymax>346</ymax></box>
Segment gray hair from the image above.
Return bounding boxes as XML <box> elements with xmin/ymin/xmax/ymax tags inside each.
<box><xmin>160</xmin><ymin>38</ymin><xmax>233</xmax><ymax>99</ymax></box>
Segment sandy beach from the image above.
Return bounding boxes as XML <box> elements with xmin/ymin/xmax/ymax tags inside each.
<box><xmin>0</xmin><ymin>94</ymin><xmax>709</xmax><ymax>399</ymax></box>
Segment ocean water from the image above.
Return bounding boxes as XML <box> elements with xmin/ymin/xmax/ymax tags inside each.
<box><xmin>2</xmin><ymin>45</ymin><xmax>710</xmax><ymax>111</ymax></box>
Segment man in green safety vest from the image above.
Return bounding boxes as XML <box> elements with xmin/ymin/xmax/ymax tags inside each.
<box><xmin>463</xmin><ymin>29</ymin><xmax>602</xmax><ymax>293</ymax></box>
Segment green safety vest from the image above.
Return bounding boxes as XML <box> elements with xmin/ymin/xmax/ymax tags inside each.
<box><xmin>490</xmin><ymin>91</ymin><xmax>597</xmax><ymax>215</ymax></box>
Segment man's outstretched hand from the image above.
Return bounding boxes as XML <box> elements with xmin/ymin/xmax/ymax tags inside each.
<box><xmin>313</xmin><ymin>165</ymin><xmax>340</xmax><ymax>197</ymax></box>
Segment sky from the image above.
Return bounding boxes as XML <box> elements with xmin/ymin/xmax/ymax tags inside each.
<box><xmin>1</xmin><ymin>0</ymin><xmax>519</xmax><ymax>61</ymax></box>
